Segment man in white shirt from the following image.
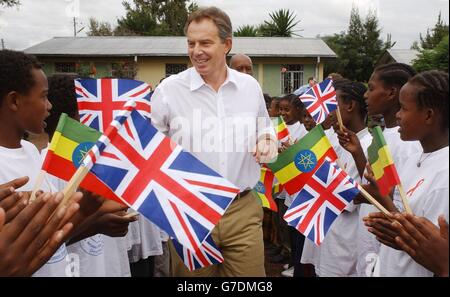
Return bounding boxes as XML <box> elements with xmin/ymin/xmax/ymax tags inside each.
<box><xmin>151</xmin><ymin>6</ymin><xmax>277</xmax><ymax>277</ymax></box>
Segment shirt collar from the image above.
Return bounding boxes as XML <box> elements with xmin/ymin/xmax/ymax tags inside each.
<box><xmin>356</xmin><ymin>127</ymin><xmax>369</xmax><ymax>140</ymax></box>
<box><xmin>190</xmin><ymin>66</ymin><xmax>237</xmax><ymax>91</ymax></box>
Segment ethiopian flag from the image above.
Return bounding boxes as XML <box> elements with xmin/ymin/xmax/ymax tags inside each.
<box><xmin>253</xmin><ymin>167</ymin><xmax>278</xmax><ymax>212</ymax></box>
<box><xmin>367</xmin><ymin>126</ymin><xmax>401</xmax><ymax>196</ymax></box>
<box><xmin>42</xmin><ymin>113</ymin><xmax>123</xmax><ymax>204</ymax></box>
<box><xmin>267</xmin><ymin>125</ymin><xmax>337</xmax><ymax>195</ymax></box>
<box><xmin>271</xmin><ymin>117</ymin><xmax>290</xmax><ymax>142</ymax></box>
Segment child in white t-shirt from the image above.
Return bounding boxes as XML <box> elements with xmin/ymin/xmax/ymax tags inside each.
<box><xmin>42</xmin><ymin>74</ymin><xmax>135</xmax><ymax>277</ymax></box>
<box><xmin>363</xmin><ymin>70</ymin><xmax>449</xmax><ymax>277</ymax></box>
<box><xmin>313</xmin><ymin>80</ymin><xmax>372</xmax><ymax>276</ymax></box>
<box><xmin>278</xmin><ymin>94</ymin><xmax>307</xmax><ymax>275</ymax></box>
<box><xmin>355</xmin><ymin>63</ymin><xmax>421</xmax><ymax>276</ymax></box>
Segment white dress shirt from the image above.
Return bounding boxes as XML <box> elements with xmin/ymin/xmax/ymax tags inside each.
<box><xmin>150</xmin><ymin>67</ymin><xmax>275</xmax><ymax>191</ymax></box>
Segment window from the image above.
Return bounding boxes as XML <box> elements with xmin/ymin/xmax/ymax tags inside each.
<box><xmin>281</xmin><ymin>64</ymin><xmax>304</xmax><ymax>95</ymax></box>
<box><xmin>165</xmin><ymin>64</ymin><xmax>187</xmax><ymax>77</ymax></box>
<box><xmin>55</xmin><ymin>62</ymin><xmax>76</xmax><ymax>73</ymax></box>
<box><xmin>111</xmin><ymin>62</ymin><xmax>136</xmax><ymax>79</ymax></box>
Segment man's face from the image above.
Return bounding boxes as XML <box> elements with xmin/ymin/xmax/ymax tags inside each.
<box><xmin>230</xmin><ymin>56</ymin><xmax>253</xmax><ymax>75</ymax></box>
<box><xmin>308</xmin><ymin>79</ymin><xmax>316</xmax><ymax>87</ymax></box>
<box><xmin>187</xmin><ymin>18</ymin><xmax>231</xmax><ymax>81</ymax></box>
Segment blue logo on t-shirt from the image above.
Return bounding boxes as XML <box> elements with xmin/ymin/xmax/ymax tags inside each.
<box><xmin>80</xmin><ymin>234</ymin><xmax>104</xmax><ymax>256</ymax></box>
<box><xmin>46</xmin><ymin>244</ymin><xmax>68</xmax><ymax>264</ymax></box>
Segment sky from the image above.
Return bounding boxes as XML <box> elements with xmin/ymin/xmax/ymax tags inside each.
<box><xmin>0</xmin><ymin>0</ymin><xmax>448</xmax><ymax>50</ymax></box>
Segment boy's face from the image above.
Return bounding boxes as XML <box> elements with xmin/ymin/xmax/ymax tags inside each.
<box><xmin>17</xmin><ymin>68</ymin><xmax>51</xmax><ymax>134</ymax></box>
<box><xmin>396</xmin><ymin>82</ymin><xmax>427</xmax><ymax>141</ymax></box>
<box><xmin>279</xmin><ymin>99</ymin><xmax>297</xmax><ymax>125</ymax></box>
<box><xmin>303</xmin><ymin>110</ymin><xmax>316</xmax><ymax>131</ymax></box>
<box><xmin>268</xmin><ymin>100</ymin><xmax>279</xmax><ymax>117</ymax></box>
<box><xmin>365</xmin><ymin>73</ymin><xmax>391</xmax><ymax>116</ymax></box>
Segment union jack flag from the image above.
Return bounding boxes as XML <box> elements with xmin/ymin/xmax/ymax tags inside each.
<box><xmin>75</xmin><ymin>79</ymin><xmax>152</xmax><ymax>132</ymax></box>
<box><xmin>172</xmin><ymin>234</ymin><xmax>224</xmax><ymax>271</ymax></box>
<box><xmin>283</xmin><ymin>160</ymin><xmax>359</xmax><ymax>246</ymax></box>
<box><xmin>299</xmin><ymin>78</ymin><xmax>337</xmax><ymax>124</ymax></box>
<box><xmin>82</xmin><ymin>102</ymin><xmax>239</xmax><ymax>252</ymax></box>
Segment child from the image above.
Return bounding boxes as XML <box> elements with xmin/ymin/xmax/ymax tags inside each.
<box><xmin>356</xmin><ymin>63</ymin><xmax>421</xmax><ymax>276</ymax></box>
<box><xmin>313</xmin><ymin>79</ymin><xmax>372</xmax><ymax>276</ymax></box>
<box><xmin>268</xmin><ymin>96</ymin><xmax>280</xmax><ymax>118</ymax></box>
<box><xmin>364</xmin><ymin>70</ymin><xmax>448</xmax><ymax>277</ymax></box>
<box><xmin>44</xmin><ymin>74</ymin><xmax>135</xmax><ymax>277</ymax></box>
<box><xmin>0</xmin><ymin>49</ymin><xmax>74</xmax><ymax>276</ymax></box>
<box><xmin>278</xmin><ymin>94</ymin><xmax>307</xmax><ymax>276</ymax></box>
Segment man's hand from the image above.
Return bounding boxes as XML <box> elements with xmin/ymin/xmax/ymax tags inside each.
<box><xmin>253</xmin><ymin>134</ymin><xmax>278</xmax><ymax>163</ymax></box>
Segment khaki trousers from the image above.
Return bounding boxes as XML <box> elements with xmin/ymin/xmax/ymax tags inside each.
<box><xmin>169</xmin><ymin>191</ymin><xmax>265</xmax><ymax>277</ymax></box>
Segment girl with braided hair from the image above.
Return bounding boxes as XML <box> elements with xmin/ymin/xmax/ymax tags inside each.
<box><xmin>363</xmin><ymin>70</ymin><xmax>448</xmax><ymax>276</ymax></box>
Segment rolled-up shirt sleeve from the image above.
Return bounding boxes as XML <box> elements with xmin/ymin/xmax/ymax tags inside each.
<box><xmin>150</xmin><ymin>85</ymin><xmax>170</xmax><ymax>135</ymax></box>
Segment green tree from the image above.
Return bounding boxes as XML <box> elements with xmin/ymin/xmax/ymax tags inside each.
<box><xmin>323</xmin><ymin>7</ymin><xmax>393</xmax><ymax>81</ymax></box>
<box><xmin>322</xmin><ymin>32</ymin><xmax>347</xmax><ymax>77</ymax></box>
<box><xmin>260</xmin><ymin>9</ymin><xmax>301</xmax><ymax>37</ymax></box>
<box><xmin>419</xmin><ymin>12</ymin><xmax>449</xmax><ymax>50</ymax></box>
<box><xmin>234</xmin><ymin>25</ymin><xmax>258</xmax><ymax>37</ymax></box>
<box><xmin>87</xmin><ymin>18</ymin><xmax>114</xmax><ymax>36</ymax></box>
<box><xmin>0</xmin><ymin>0</ymin><xmax>20</xmax><ymax>7</ymax></box>
<box><xmin>413</xmin><ymin>35</ymin><xmax>449</xmax><ymax>72</ymax></box>
<box><xmin>116</xmin><ymin>0</ymin><xmax>196</xmax><ymax>36</ymax></box>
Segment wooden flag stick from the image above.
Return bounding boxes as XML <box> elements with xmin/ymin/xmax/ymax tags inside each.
<box><xmin>397</xmin><ymin>184</ymin><xmax>413</xmax><ymax>214</ymax></box>
<box><xmin>123</xmin><ymin>212</ymin><xmax>139</xmax><ymax>219</ymax></box>
<box><xmin>60</xmin><ymin>165</ymin><xmax>90</xmax><ymax>206</ymax></box>
<box><xmin>29</xmin><ymin>170</ymin><xmax>46</xmax><ymax>203</ymax></box>
<box><xmin>358</xmin><ymin>185</ymin><xmax>391</xmax><ymax>216</ymax></box>
<box><xmin>335</xmin><ymin>108</ymin><xmax>344</xmax><ymax>132</ymax></box>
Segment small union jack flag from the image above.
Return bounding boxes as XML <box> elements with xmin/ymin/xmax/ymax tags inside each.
<box><xmin>172</xmin><ymin>234</ymin><xmax>224</xmax><ymax>271</ymax></box>
<box><xmin>75</xmin><ymin>78</ymin><xmax>152</xmax><ymax>132</ymax></box>
<box><xmin>283</xmin><ymin>159</ymin><xmax>359</xmax><ymax>246</ymax></box>
<box><xmin>82</xmin><ymin>102</ymin><xmax>239</xmax><ymax>252</ymax></box>
<box><xmin>299</xmin><ymin>78</ymin><xmax>337</xmax><ymax>124</ymax></box>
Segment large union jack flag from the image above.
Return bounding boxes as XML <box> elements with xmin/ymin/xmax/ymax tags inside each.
<box><xmin>299</xmin><ymin>78</ymin><xmax>337</xmax><ymax>124</ymax></box>
<box><xmin>283</xmin><ymin>160</ymin><xmax>359</xmax><ymax>246</ymax></box>
<box><xmin>82</xmin><ymin>103</ymin><xmax>239</xmax><ymax>252</ymax></box>
<box><xmin>75</xmin><ymin>79</ymin><xmax>152</xmax><ymax>132</ymax></box>
<box><xmin>172</xmin><ymin>234</ymin><xmax>224</xmax><ymax>271</ymax></box>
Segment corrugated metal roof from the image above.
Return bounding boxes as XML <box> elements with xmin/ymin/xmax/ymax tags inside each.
<box><xmin>387</xmin><ymin>49</ymin><xmax>419</xmax><ymax>65</ymax></box>
<box><xmin>24</xmin><ymin>36</ymin><xmax>336</xmax><ymax>58</ymax></box>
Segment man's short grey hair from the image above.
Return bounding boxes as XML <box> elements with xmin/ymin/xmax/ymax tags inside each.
<box><xmin>184</xmin><ymin>6</ymin><xmax>232</xmax><ymax>42</ymax></box>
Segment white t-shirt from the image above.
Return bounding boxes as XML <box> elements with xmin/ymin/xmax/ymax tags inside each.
<box><xmin>356</xmin><ymin>127</ymin><xmax>421</xmax><ymax>277</ymax></box>
<box><xmin>0</xmin><ymin>140</ymin><xmax>67</xmax><ymax>277</ymax></box>
<box><xmin>313</xmin><ymin>128</ymin><xmax>372</xmax><ymax>277</ymax></box>
<box><xmin>126</xmin><ymin>216</ymin><xmax>163</xmax><ymax>263</ymax></box>
<box><xmin>284</xmin><ymin>121</ymin><xmax>308</xmax><ymax>207</ymax></box>
<box><xmin>41</xmin><ymin>146</ymin><xmax>131</xmax><ymax>277</ymax></box>
<box><xmin>376</xmin><ymin>146</ymin><xmax>449</xmax><ymax>277</ymax></box>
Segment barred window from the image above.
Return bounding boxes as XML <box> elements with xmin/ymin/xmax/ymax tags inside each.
<box><xmin>165</xmin><ymin>64</ymin><xmax>187</xmax><ymax>77</ymax></box>
<box><xmin>111</xmin><ymin>62</ymin><xmax>136</xmax><ymax>79</ymax></box>
<box><xmin>281</xmin><ymin>64</ymin><xmax>304</xmax><ymax>95</ymax></box>
<box><xmin>55</xmin><ymin>62</ymin><xmax>76</xmax><ymax>73</ymax></box>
